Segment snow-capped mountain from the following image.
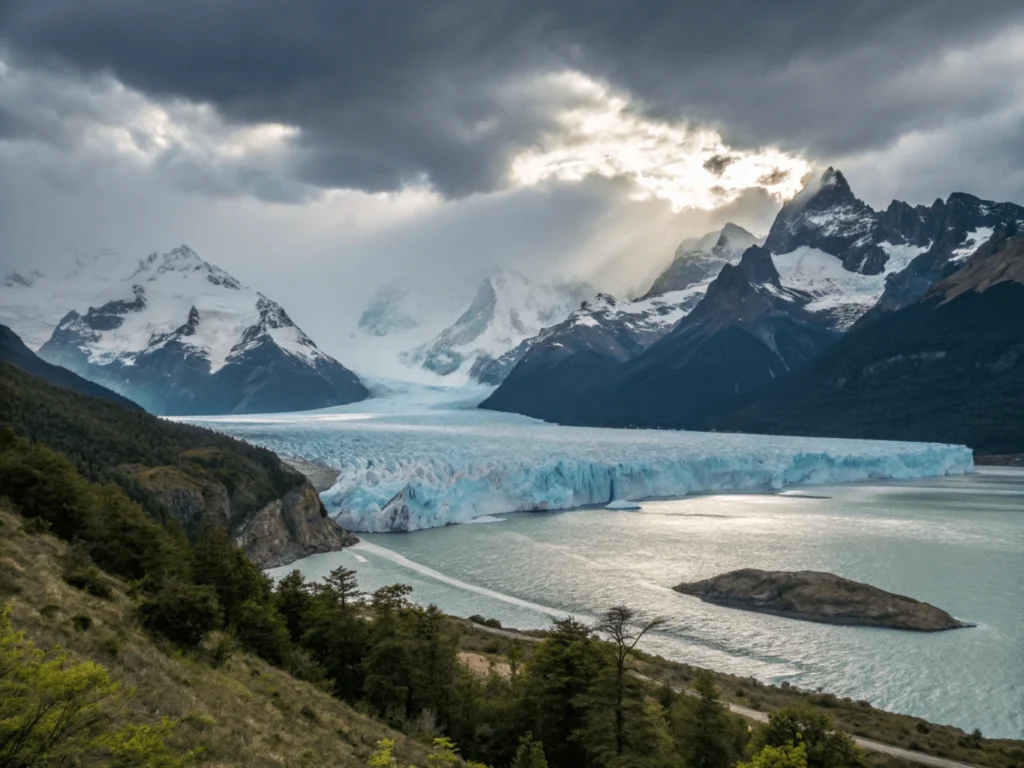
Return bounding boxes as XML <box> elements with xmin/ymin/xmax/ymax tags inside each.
<box><xmin>483</xmin><ymin>168</ymin><xmax>1024</xmax><ymax>429</ymax></box>
<box><xmin>483</xmin><ymin>245</ymin><xmax>838</xmax><ymax>425</ymax></box>
<box><xmin>34</xmin><ymin>246</ymin><xmax>368</xmax><ymax>415</ymax></box>
<box><xmin>404</xmin><ymin>268</ymin><xmax>594</xmax><ymax>382</ymax></box>
<box><xmin>719</xmin><ymin>226</ymin><xmax>1024</xmax><ymax>452</ymax></box>
<box><xmin>473</xmin><ymin>223</ymin><xmax>761</xmax><ymax>385</ymax></box>
<box><xmin>645</xmin><ymin>222</ymin><xmax>761</xmax><ymax>297</ymax></box>
<box><xmin>765</xmin><ymin>167</ymin><xmax>1024</xmax><ymax>329</ymax></box>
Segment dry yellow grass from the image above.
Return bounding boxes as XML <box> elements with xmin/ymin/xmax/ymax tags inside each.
<box><xmin>457</xmin><ymin>651</ymin><xmax>510</xmax><ymax>679</ymax></box>
<box><xmin>0</xmin><ymin>507</ymin><xmax>432</xmax><ymax>768</ymax></box>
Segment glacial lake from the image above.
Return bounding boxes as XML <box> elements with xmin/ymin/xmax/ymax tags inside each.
<box><xmin>268</xmin><ymin>469</ymin><xmax>1024</xmax><ymax>740</ymax></box>
<box><xmin>186</xmin><ymin>395</ymin><xmax>1022</xmax><ymax>739</ymax></box>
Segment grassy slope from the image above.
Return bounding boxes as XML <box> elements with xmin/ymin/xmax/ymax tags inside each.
<box><xmin>0</xmin><ymin>505</ymin><xmax>430</xmax><ymax>768</ymax></box>
<box><xmin>455</xmin><ymin>621</ymin><xmax>1024</xmax><ymax>768</ymax></box>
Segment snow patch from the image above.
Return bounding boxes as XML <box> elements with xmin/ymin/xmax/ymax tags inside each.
<box><xmin>772</xmin><ymin>244</ymin><xmax>924</xmax><ymax>330</ymax></box>
<box><xmin>951</xmin><ymin>227</ymin><xmax>994</xmax><ymax>263</ymax></box>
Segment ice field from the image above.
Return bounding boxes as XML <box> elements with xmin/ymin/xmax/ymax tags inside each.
<box><xmin>184</xmin><ymin>384</ymin><xmax>973</xmax><ymax>532</ymax></box>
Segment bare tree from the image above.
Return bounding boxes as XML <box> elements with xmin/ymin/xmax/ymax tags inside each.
<box><xmin>598</xmin><ymin>606</ymin><xmax>666</xmax><ymax>756</ymax></box>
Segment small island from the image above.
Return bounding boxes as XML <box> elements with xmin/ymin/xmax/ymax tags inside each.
<box><xmin>673</xmin><ymin>569</ymin><xmax>971</xmax><ymax>631</ymax></box>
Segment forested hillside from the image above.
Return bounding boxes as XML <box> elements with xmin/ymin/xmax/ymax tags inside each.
<box><xmin>0</xmin><ymin>322</ymin><xmax>141</xmax><ymax>410</ymax></box>
<box><xmin>0</xmin><ymin>361</ymin><xmax>350</xmax><ymax>565</ymax></box>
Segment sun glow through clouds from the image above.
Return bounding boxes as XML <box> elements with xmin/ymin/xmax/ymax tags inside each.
<box><xmin>509</xmin><ymin>72</ymin><xmax>810</xmax><ymax>211</ymax></box>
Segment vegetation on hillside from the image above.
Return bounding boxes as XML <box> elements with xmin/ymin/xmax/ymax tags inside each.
<box><xmin>0</xmin><ymin>361</ymin><xmax>308</xmax><ymax>531</ymax></box>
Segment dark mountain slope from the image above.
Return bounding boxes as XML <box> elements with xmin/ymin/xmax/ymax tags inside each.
<box><xmin>0</xmin><ymin>324</ymin><xmax>142</xmax><ymax>411</ymax></box>
<box><xmin>480</xmin><ymin>294</ymin><xmax>659</xmax><ymax>421</ymax></box>
<box><xmin>0</xmin><ymin>361</ymin><xmax>353</xmax><ymax>566</ymax></box>
<box><xmin>715</xmin><ymin>231</ymin><xmax>1024</xmax><ymax>453</ymax></box>
<box><xmin>572</xmin><ymin>246</ymin><xmax>839</xmax><ymax>429</ymax></box>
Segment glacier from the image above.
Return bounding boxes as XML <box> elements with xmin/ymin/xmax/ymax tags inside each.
<box><xmin>183</xmin><ymin>387</ymin><xmax>974</xmax><ymax>533</ymax></box>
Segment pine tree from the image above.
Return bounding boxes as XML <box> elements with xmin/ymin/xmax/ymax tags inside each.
<box><xmin>323</xmin><ymin>566</ymin><xmax>363</xmax><ymax>611</ymax></box>
<box><xmin>673</xmin><ymin>670</ymin><xmax>736</xmax><ymax>768</ymax></box>
<box><xmin>597</xmin><ymin>606</ymin><xmax>666</xmax><ymax>758</ymax></box>
<box><xmin>511</xmin><ymin>732</ymin><xmax>549</xmax><ymax>768</ymax></box>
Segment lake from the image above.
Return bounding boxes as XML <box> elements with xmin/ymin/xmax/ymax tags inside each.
<box><xmin>270</xmin><ymin>469</ymin><xmax>1024</xmax><ymax>739</ymax></box>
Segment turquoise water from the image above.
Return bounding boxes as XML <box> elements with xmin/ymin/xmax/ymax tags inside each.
<box><xmin>271</xmin><ymin>469</ymin><xmax>1024</xmax><ymax>739</ymax></box>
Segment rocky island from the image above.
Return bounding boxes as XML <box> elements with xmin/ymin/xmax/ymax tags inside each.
<box><xmin>674</xmin><ymin>569</ymin><xmax>970</xmax><ymax>631</ymax></box>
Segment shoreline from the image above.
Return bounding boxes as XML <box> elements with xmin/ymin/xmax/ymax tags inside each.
<box><xmin>453</xmin><ymin>617</ymin><xmax>1024</xmax><ymax>764</ymax></box>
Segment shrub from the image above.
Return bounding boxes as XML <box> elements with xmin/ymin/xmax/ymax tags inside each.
<box><xmin>72</xmin><ymin>613</ymin><xmax>93</xmax><ymax>632</ymax></box>
<box><xmin>101</xmin><ymin>635</ymin><xmax>122</xmax><ymax>657</ymax></box>
<box><xmin>20</xmin><ymin>516</ymin><xmax>51</xmax><ymax>535</ymax></box>
<box><xmin>201</xmin><ymin>632</ymin><xmax>237</xmax><ymax>668</ymax></box>
<box><xmin>63</xmin><ymin>564</ymin><xmax>113</xmax><ymax>600</ymax></box>
<box><xmin>139</xmin><ymin>581</ymin><xmax>222</xmax><ymax>648</ymax></box>
<box><xmin>233</xmin><ymin>598</ymin><xmax>293</xmax><ymax>667</ymax></box>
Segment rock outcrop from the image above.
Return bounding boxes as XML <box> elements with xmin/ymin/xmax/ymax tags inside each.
<box><xmin>235</xmin><ymin>484</ymin><xmax>357</xmax><ymax>569</ymax></box>
<box><xmin>674</xmin><ymin>569</ymin><xmax>969</xmax><ymax>631</ymax></box>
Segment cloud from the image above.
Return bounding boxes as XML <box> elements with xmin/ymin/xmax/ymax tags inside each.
<box><xmin>3</xmin><ymin>0</ymin><xmax>1024</xmax><ymax>369</ymax></box>
<box><xmin>703</xmin><ymin>155</ymin><xmax>738</xmax><ymax>176</ymax></box>
<box><xmin>4</xmin><ymin>1</ymin><xmax>1021</xmax><ymax>202</ymax></box>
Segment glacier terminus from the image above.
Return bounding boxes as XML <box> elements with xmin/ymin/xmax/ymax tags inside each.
<box><xmin>183</xmin><ymin>389</ymin><xmax>974</xmax><ymax>533</ymax></box>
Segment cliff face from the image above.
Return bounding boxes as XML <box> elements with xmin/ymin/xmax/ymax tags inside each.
<box><xmin>674</xmin><ymin>569</ymin><xmax>969</xmax><ymax>632</ymax></box>
<box><xmin>127</xmin><ymin>465</ymin><xmax>353</xmax><ymax>567</ymax></box>
<box><xmin>235</xmin><ymin>484</ymin><xmax>357</xmax><ymax>569</ymax></box>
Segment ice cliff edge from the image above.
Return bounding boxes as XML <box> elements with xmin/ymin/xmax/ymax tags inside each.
<box><xmin>325</xmin><ymin>435</ymin><xmax>973</xmax><ymax>532</ymax></box>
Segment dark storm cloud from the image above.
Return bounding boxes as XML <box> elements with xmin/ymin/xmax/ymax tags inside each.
<box><xmin>2</xmin><ymin>0</ymin><xmax>1023</xmax><ymax>198</ymax></box>
<box><xmin>757</xmin><ymin>169</ymin><xmax>790</xmax><ymax>186</ymax></box>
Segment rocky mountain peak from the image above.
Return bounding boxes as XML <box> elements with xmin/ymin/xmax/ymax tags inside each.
<box><xmin>781</xmin><ymin>166</ymin><xmax>862</xmax><ymax>217</ymax></box>
<box><xmin>131</xmin><ymin>245</ymin><xmax>243</xmax><ymax>289</ymax></box>
<box><xmin>709</xmin><ymin>246</ymin><xmax>780</xmax><ymax>298</ymax></box>
<box><xmin>763</xmin><ymin>167</ymin><xmax>880</xmax><ymax>269</ymax></box>
<box><xmin>646</xmin><ymin>224</ymin><xmax>759</xmax><ymax>298</ymax></box>
<box><xmin>717</xmin><ymin>222</ymin><xmax>758</xmax><ymax>248</ymax></box>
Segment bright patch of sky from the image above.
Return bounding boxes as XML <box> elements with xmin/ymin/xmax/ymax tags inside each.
<box><xmin>508</xmin><ymin>72</ymin><xmax>810</xmax><ymax>211</ymax></box>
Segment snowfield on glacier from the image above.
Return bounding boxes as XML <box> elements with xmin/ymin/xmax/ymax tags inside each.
<box><xmin>181</xmin><ymin>383</ymin><xmax>974</xmax><ymax>533</ymax></box>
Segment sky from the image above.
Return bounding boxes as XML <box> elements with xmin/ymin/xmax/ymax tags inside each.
<box><xmin>2</xmin><ymin>0</ymin><xmax>1024</xmax><ymax>346</ymax></box>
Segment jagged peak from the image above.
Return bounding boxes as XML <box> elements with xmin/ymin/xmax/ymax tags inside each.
<box><xmin>783</xmin><ymin>166</ymin><xmax>860</xmax><ymax>212</ymax></box>
<box><xmin>130</xmin><ymin>245</ymin><xmax>242</xmax><ymax>289</ymax></box>
<box><xmin>737</xmin><ymin>245</ymin><xmax>781</xmax><ymax>285</ymax></box>
<box><xmin>710</xmin><ymin>246</ymin><xmax>780</xmax><ymax>293</ymax></box>
<box><xmin>579</xmin><ymin>293</ymin><xmax>619</xmax><ymax>313</ymax></box>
